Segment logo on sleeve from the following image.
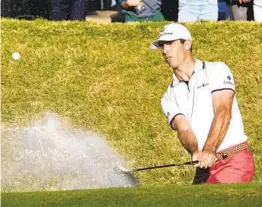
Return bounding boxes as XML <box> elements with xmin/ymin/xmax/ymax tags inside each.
<box><xmin>224</xmin><ymin>75</ymin><xmax>233</xmax><ymax>85</ymax></box>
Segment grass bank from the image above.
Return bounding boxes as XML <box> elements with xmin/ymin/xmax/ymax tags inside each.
<box><xmin>1</xmin><ymin>19</ymin><xmax>262</xmax><ymax>187</ymax></box>
<box><xmin>2</xmin><ymin>183</ymin><xmax>262</xmax><ymax>207</ymax></box>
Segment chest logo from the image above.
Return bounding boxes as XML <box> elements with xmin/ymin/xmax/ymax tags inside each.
<box><xmin>197</xmin><ymin>83</ymin><xmax>209</xmax><ymax>89</ymax></box>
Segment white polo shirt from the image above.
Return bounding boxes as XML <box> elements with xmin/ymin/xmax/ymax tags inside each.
<box><xmin>161</xmin><ymin>59</ymin><xmax>247</xmax><ymax>152</ymax></box>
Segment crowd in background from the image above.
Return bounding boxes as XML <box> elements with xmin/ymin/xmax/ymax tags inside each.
<box><xmin>1</xmin><ymin>0</ymin><xmax>262</xmax><ymax>22</ymax></box>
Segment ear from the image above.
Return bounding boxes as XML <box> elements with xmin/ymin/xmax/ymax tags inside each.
<box><xmin>184</xmin><ymin>40</ymin><xmax>192</xmax><ymax>51</ymax></box>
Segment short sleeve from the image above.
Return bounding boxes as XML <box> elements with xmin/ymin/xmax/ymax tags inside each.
<box><xmin>161</xmin><ymin>86</ymin><xmax>184</xmax><ymax>125</ymax></box>
<box><xmin>209</xmin><ymin>62</ymin><xmax>235</xmax><ymax>93</ymax></box>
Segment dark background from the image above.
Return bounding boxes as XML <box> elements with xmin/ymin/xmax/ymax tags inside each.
<box><xmin>1</xmin><ymin>0</ymin><xmax>178</xmax><ymax>21</ymax></box>
<box><xmin>0</xmin><ymin>0</ymin><xmax>253</xmax><ymax>21</ymax></box>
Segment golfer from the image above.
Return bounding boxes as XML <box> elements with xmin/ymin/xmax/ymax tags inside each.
<box><xmin>150</xmin><ymin>23</ymin><xmax>255</xmax><ymax>184</ymax></box>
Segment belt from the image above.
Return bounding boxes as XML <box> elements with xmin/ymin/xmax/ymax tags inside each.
<box><xmin>216</xmin><ymin>142</ymin><xmax>249</xmax><ymax>160</ymax></box>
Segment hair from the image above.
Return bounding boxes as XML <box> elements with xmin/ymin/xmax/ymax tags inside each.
<box><xmin>179</xmin><ymin>39</ymin><xmax>192</xmax><ymax>52</ymax></box>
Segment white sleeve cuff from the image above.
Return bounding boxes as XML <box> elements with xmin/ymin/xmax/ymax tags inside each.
<box><xmin>161</xmin><ymin>93</ymin><xmax>183</xmax><ymax>125</ymax></box>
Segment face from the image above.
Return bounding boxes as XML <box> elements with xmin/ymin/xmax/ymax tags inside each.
<box><xmin>159</xmin><ymin>40</ymin><xmax>187</xmax><ymax>69</ymax></box>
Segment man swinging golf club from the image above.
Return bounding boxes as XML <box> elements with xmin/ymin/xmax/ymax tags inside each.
<box><xmin>150</xmin><ymin>23</ymin><xmax>255</xmax><ymax>184</ymax></box>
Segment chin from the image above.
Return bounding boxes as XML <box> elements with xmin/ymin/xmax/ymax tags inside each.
<box><xmin>169</xmin><ymin>62</ymin><xmax>178</xmax><ymax>69</ymax></box>
<box><xmin>167</xmin><ymin>60</ymin><xmax>173</xmax><ymax>67</ymax></box>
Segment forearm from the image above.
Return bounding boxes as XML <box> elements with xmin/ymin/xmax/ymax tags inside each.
<box><xmin>171</xmin><ymin>115</ymin><xmax>199</xmax><ymax>155</ymax></box>
<box><xmin>203</xmin><ymin>108</ymin><xmax>231</xmax><ymax>152</ymax></box>
<box><xmin>177</xmin><ymin>128</ymin><xmax>199</xmax><ymax>155</ymax></box>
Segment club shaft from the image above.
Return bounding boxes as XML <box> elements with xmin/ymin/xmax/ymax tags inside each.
<box><xmin>131</xmin><ymin>161</ymin><xmax>198</xmax><ymax>172</ymax></box>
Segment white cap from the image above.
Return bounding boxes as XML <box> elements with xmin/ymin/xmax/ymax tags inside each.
<box><xmin>150</xmin><ymin>23</ymin><xmax>192</xmax><ymax>50</ymax></box>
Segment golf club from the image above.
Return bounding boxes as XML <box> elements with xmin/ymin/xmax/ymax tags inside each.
<box><xmin>117</xmin><ymin>160</ymin><xmax>199</xmax><ymax>173</ymax></box>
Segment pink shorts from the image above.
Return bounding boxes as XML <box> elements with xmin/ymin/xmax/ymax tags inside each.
<box><xmin>206</xmin><ymin>148</ymin><xmax>255</xmax><ymax>184</ymax></box>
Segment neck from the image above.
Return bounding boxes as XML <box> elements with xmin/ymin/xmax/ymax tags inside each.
<box><xmin>174</xmin><ymin>56</ymin><xmax>195</xmax><ymax>82</ymax></box>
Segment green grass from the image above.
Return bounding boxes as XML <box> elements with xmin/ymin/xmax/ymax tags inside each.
<box><xmin>2</xmin><ymin>183</ymin><xmax>262</xmax><ymax>207</ymax></box>
<box><xmin>1</xmin><ymin>19</ymin><xmax>262</xmax><ymax>188</ymax></box>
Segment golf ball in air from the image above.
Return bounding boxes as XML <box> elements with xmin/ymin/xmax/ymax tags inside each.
<box><xmin>12</xmin><ymin>52</ymin><xmax>21</xmax><ymax>60</ymax></box>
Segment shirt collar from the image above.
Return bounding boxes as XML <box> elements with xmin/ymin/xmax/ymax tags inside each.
<box><xmin>194</xmin><ymin>58</ymin><xmax>204</xmax><ymax>73</ymax></box>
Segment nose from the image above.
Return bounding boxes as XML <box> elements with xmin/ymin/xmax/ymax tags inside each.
<box><xmin>162</xmin><ymin>44</ymin><xmax>169</xmax><ymax>55</ymax></box>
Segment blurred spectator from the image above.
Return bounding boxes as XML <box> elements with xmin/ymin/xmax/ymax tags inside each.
<box><xmin>178</xmin><ymin>0</ymin><xmax>218</xmax><ymax>22</ymax></box>
<box><xmin>225</xmin><ymin>0</ymin><xmax>253</xmax><ymax>20</ymax></box>
<box><xmin>86</xmin><ymin>0</ymin><xmax>98</xmax><ymax>15</ymax></box>
<box><xmin>218</xmin><ymin>0</ymin><xmax>227</xmax><ymax>21</ymax></box>
<box><xmin>253</xmin><ymin>0</ymin><xmax>262</xmax><ymax>21</ymax></box>
<box><xmin>92</xmin><ymin>0</ymin><xmax>120</xmax><ymax>11</ymax></box>
<box><xmin>1</xmin><ymin>0</ymin><xmax>48</xmax><ymax>19</ymax></box>
<box><xmin>111</xmin><ymin>0</ymin><xmax>164</xmax><ymax>23</ymax></box>
<box><xmin>111</xmin><ymin>0</ymin><xmax>122</xmax><ymax>11</ymax></box>
<box><xmin>102</xmin><ymin>0</ymin><xmax>115</xmax><ymax>9</ymax></box>
<box><xmin>1</xmin><ymin>0</ymin><xmax>12</xmax><ymax>17</ymax></box>
<box><xmin>49</xmin><ymin>0</ymin><xmax>88</xmax><ymax>20</ymax></box>
<box><xmin>218</xmin><ymin>0</ymin><xmax>227</xmax><ymax>20</ymax></box>
<box><xmin>161</xmin><ymin>0</ymin><xmax>178</xmax><ymax>21</ymax></box>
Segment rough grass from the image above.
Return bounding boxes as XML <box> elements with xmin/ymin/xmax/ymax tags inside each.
<box><xmin>1</xmin><ymin>19</ymin><xmax>262</xmax><ymax>187</ymax></box>
<box><xmin>2</xmin><ymin>183</ymin><xmax>262</xmax><ymax>207</ymax></box>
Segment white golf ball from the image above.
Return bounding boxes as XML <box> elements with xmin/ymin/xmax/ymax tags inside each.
<box><xmin>12</xmin><ymin>52</ymin><xmax>21</xmax><ymax>60</ymax></box>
